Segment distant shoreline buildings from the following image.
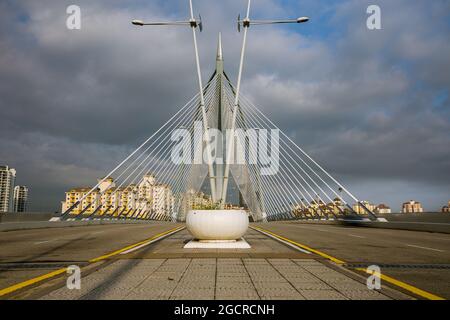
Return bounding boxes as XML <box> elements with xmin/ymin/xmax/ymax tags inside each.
<box><xmin>401</xmin><ymin>200</ymin><xmax>424</xmax><ymax>213</ymax></box>
<box><xmin>61</xmin><ymin>174</ymin><xmax>175</xmax><ymax>219</ymax></box>
<box><xmin>352</xmin><ymin>201</ymin><xmax>392</xmax><ymax>215</ymax></box>
<box><xmin>289</xmin><ymin>197</ymin><xmax>450</xmax><ymax>217</ymax></box>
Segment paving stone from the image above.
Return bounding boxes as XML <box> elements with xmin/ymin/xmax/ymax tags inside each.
<box><xmin>292</xmin><ymin>259</ymin><xmax>323</xmax><ymax>265</ymax></box>
<box><xmin>41</xmin><ymin>288</ymin><xmax>90</xmax><ymax>300</ymax></box>
<box><xmin>81</xmin><ymin>287</ymin><xmax>132</xmax><ymax>300</ymax></box>
<box><xmin>217</xmin><ymin>282</ymin><xmax>254</xmax><ymax>290</ymax></box>
<box><xmin>218</xmin><ymin>258</ymin><xmax>242</xmax><ymax>264</ymax></box>
<box><xmin>256</xmin><ymin>288</ymin><xmax>303</xmax><ymax>299</ymax></box>
<box><xmin>216</xmin><ymin>295</ymin><xmax>259</xmax><ymax>300</ymax></box>
<box><xmin>191</xmin><ymin>258</ymin><xmax>216</xmax><ymax>265</ymax></box>
<box><xmin>328</xmin><ymin>282</ymin><xmax>370</xmax><ymax>291</ymax></box>
<box><xmin>170</xmin><ymin>291</ymin><xmax>214</xmax><ymax>300</ymax></box>
<box><xmin>133</xmin><ymin>282</ymin><xmax>177</xmax><ymax>292</ymax></box>
<box><xmin>284</xmin><ymin>275</ymin><xmax>321</xmax><ymax>282</ymax></box>
<box><xmin>216</xmin><ymin>272</ymin><xmax>248</xmax><ymax>276</ymax></box>
<box><xmin>38</xmin><ymin>257</ymin><xmax>393</xmax><ymax>300</ymax></box>
<box><xmin>299</xmin><ymin>289</ymin><xmax>348</xmax><ymax>300</ymax></box>
<box><xmin>124</xmin><ymin>292</ymin><xmax>172</xmax><ymax>300</ymax></box>
<box><xmin>339</xmin><ymin>290</ymin><xmax>390</xmax><ymax>300</ymax></box>
<box><xmin>291</xmin><ymin>281</ymin><xmax>333</xmax><ymax>290</ymax></box>
<box><xmin>249</xmin><ymin>276</ymin><xmax>286</xmax><ymax>282</ymax></box>
<box><xmin>261</xmin><ymin>296</ymin><xmax>305</xmax><ymax>300</ymax></box>
<box><xmin>217</xmin><ymin>278</ymin><xmax>253</xmax><ymax>285</ymax></box>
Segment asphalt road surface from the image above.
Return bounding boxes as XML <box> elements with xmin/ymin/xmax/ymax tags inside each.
<box><xmin>0</xmin><ymin>222</ymin><xmax>182</xmax><ymax>289</ymax></box>
<box><xmin>254</xmin><ymin>221</ymin><xmax>450</xmax><ymax>298</ymax></box>
<box><xmin>0</xmin><ymin>221</ymin><xmax>449</xmax><ymax>299</ymax></box>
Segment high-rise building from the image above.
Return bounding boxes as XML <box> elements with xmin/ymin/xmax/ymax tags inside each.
<box><xmin>0</xmin><ymin>165</ymin><xmax>16</xmax><ymax>213</ymax></box>
<box><xmin>402</xmin><ymin>200</ymin><xmax>424</xmax><ymax>213</ymax></box>
<box><xmin>13</xmin><ymin>186</ymin><xmax>28</xmax><ymax>212</ymax></box>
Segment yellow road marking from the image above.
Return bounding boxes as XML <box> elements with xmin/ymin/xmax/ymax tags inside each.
<box><xmin>355</xmin><ymin>268</ymin><xmax>445</xmax><ymax>300</ymax></box>
<box><xmin>89</xmin><ymin>226</ymin><xmax>184</xmax><ymax>263</ymax></box>
<box><xmin>0</xmin><ymin>268</ymin><xmax>67</xmax><ymax>297</ymax></box>
<box><xmin>252</xmin><ymin>225</ymin><xmax>446</xmax><ymax>300</ymax></box>
<box><xmin>251</xmin><ymin>226</ymin><xmax>345</xmax><ymax>264</ymax></box>
<box><xmin>0</xmin><ymin>225</ymin><xmax>184</xmax><ymax>297</ymax></box>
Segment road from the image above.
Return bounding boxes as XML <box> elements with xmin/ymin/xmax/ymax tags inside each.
<box><xmin>0</xmin><ymin>222</ymin><xmax>182</xmax><ymax>289</ymax></box>
<box><xmin>0</xmin><ymin>221</ymin><xmax>448</xmax><ymax>299</ymax></box>
<box><xmin>0</xmin><ymin>227</ymin><xmax>409</xmax><ymax>300</ymax></box>
<box><xmin>254</xmin><ymin>221</ymin><xmax>450</xmax><ymax>298</ymax></box>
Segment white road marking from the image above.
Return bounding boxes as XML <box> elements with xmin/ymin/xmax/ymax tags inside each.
<box><xmin>34</xmin><ymin>239</ymin><xmax>57</xmax><ymax>245</ymax></box>
<box><xmin>315</xmin><ymin>228</ymin><xmax>331</xmax><ymax>233</ymax></box>
<box><xmin>348</xmin><ymin>234</ymin><xmax>366</xmax><ymax>239</ymax></box>
<box><xmin>434</xmin><ymin>237</ymin><xmax>450</xmax><ymax>241</ymax></box>
<box><xmin>406</xmin><ymin>244</ymin><xmax>445</xmax><ymax>253</ymax></box>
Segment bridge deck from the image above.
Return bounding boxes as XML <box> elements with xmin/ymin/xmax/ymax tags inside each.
<box><xmin>3</xmin><ymin>222</ymin><xmax>448</xmax><ymax>300</ymax></box>
<box><xmin>18</xmin><ymin>229</ymin><xmax>405</xmax><ymax>300</ymax></box>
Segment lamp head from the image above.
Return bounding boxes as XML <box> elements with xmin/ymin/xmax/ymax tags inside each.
<box><xmin>132</xmin><ymin>19</ymin><xmax>144</xmax><ymax>26</ymax></box>
<box><xmin>296</xmin><ymin>16</ymin><xmax>309</xmax><ymax>23</ymax></box>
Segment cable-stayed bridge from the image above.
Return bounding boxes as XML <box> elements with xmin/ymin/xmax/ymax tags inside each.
<box><xmin>0</xmin><ymin>0</ymin><xmax>448</xmax><ymax>302</ymax></box>
<box><xmin>59</xmin><ymin>34</ymin><xmax>378</xmax><ymax>224</ymax></box>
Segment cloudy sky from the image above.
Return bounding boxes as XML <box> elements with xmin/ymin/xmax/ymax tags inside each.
<box><xmin>0</xmin><ymin>0</ymin><xmax>449</xmax><ymax>212</ymax></box>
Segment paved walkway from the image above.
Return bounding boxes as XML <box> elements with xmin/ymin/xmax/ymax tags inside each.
<box><xmin>38</xmin><ymin>228</ymin><xmax>399</xmax><ymax>300</ymax></box>
<box><xmin>42</xmin><ymin>258</ymin><xmax>390</xmax><ymax>300</ymax></box>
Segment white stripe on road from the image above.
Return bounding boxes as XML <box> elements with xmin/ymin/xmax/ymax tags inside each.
<box><xmin>434</xmin><ymin>237</ymin><xmax>450</xmax><ymax>241</ymax></box>
<box><xmin>34</xmin><ymin>239</ymin><xmax>57</xmax><ymax>245</ymax></box>
<box><xmin>406</xmin><ymin>244</ymin><xmax>445</xmax><ymax>253</ymax></box>
<box><xmin>348</xmin><ymin>234</ymin><xmax>365</xmax><ymax>239</ymax></box>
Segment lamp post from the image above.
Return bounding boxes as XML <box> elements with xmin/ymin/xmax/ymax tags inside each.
<box><xmin>131</xmin><ymin>0</ymin><xmax>217</xmax><ymax>203</ymax></box>
<box><xmin>220</xmin><ymin>0</ymin><xmax>309</xmax><ymax>207</ymax></box>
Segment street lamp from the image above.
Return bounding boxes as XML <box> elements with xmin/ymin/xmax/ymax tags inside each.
<box><xmin>220</xmin><ymin>0</ymin><xmax>310</xmax><ymax>206</ymax></box>
<box><xmin>131</xmin><ymin>16</ymin><xmax>203</xmax><ymax>31</ymax></box>
<box><xmin>131</xmin><ymin>0</ymin><xmax>216</xmax><ymax>202</ymax></box>
<box><xmin>237</xmin><ymin>15</ymin><xmax>309</xmax><ymax>31</ymax></box>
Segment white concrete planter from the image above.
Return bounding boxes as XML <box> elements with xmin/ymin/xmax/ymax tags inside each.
<box><xmin>186</xmin><ymin>210</ymin><xmax>249</xmax><ymax>240</ymax></box>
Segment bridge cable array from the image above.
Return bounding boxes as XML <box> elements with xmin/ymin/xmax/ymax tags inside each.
<box><xmin>61</xmin><ymin>70</ymin><xmax>378</xmax><ymax>222</ymax></box>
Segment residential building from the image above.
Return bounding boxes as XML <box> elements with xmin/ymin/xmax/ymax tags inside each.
<box><xmin>329</xmin><ymin>197</ymin><xmax>345</xmax><ymax>215</ymax></box>
<box><xmin>310</xmin><ymin>200</ymin><xmax>328</xmax><ymax>217</ymax></box>
<box><xmin>61</xmin><ymin>187</ymin><xmax>97</xmax><ymax>215</ymax></box>
<box><xmin>352</xmin><ymin>201</ymin><xmax>377</xmax><ymax>215</ymax></box>
<box><xmin>375</xmin><ymin>204</ymin><xmax>391</xmax><ymax>214</ymax></box>
<box><xmin>13</xmin><ymin>186</ymin><xmax>28</xmax><ymax>212</ymax></box>
<box><xmin>402</xmin><ymin>200</ymin><xmax>423</xmax><ymax>213</ymax></box>
<box><xmin>61</xmin><ymin>173</ymin><xmax>175</xmax><ymax>219</ymax></box>
<box><xmin>0</xmin><ymin>165</ymin><xmax>16</xmax><ymax>213</ymax></box>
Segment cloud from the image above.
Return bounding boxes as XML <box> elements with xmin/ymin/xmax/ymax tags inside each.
<box><xmin>0</xmin><ymin>0</ymin><xmax>449</xmax><ymax>211</ymax></box>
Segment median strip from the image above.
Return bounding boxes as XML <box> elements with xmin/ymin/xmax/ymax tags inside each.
<box><xmin>0</xmin><ymin>225</ymin><xmax>185</xmax><ymax>298</ymax></box>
